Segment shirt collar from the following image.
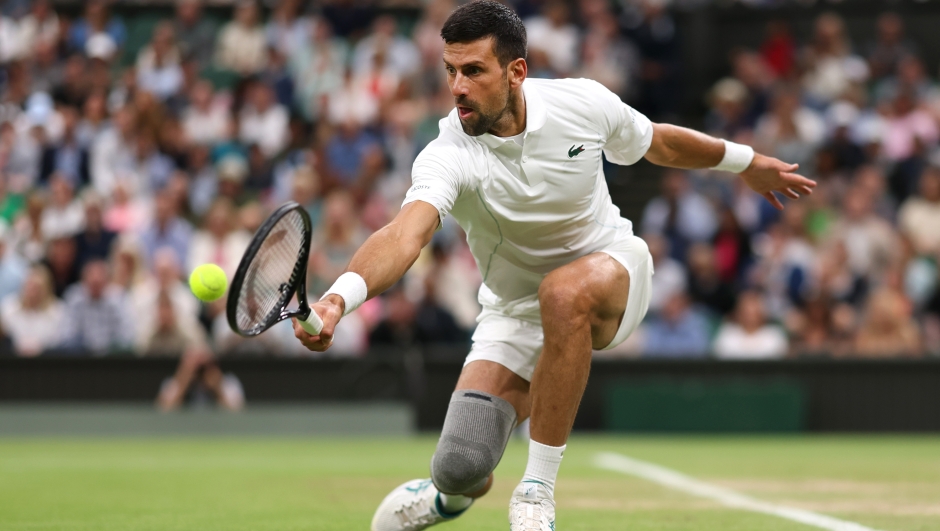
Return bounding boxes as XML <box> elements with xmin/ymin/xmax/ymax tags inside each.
<box><xmin>463</xmin><ymin>78</ymin><xmax>546</xmax><ymax>151</ymax></box>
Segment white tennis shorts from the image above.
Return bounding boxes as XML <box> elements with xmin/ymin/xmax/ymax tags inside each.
<box><xmin>464</xmin><ymin>234</ymin><xmax>654</xmax><ymax>381</ymax></box>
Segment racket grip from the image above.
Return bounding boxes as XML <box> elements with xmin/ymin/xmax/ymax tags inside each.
<box><xmin>299</xmin><ymin>309</ymin><xmax>324</xmax><ymax>336</ymax></box>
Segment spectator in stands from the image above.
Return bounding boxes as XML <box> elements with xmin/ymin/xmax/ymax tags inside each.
<box><xmin>42</xmin><ymin>236</ymin><xmax>78</xmax><ymax>298</ymax></box>
<box><xmin>370</xmin><ymin>282</ymin><xmax>465</xmax><ymax>347</ymax></box>
<box><xmin>750</xmin><ymin>203</ymin><xmax>816</xmax><ymax>319</ymax></box>
<box><xmin>215</xmin><ymin>0</ymin><xmax>266</xmax><ymax>76</ymax></box>
<box><xmin>19</xmin><ymin>0</ymin><xmax>60</xmax><ymax>56</ymax></box>
<box><xmin>137</xmin><ymin>288</ymin><xmax>207</xmax><ymax>357</ymax></box>
<box><xmin>627</xmin><ymin>0</ymin><xmax>681</xmax><ymax>119</ymax></box>
<box><xmin>186</xmin><ymin>144</ymin><xmax>218</xmax><ymax>217</ymax></box>
<box><xmin>289</xmin><ymin>16</ymin><xmax>347</xmax><ymax>121</ymax></box>
<box><xmin>760</xmin><ymin>20</ymin><xmax>796</xmax><ymax>79</ymax></box>
<box><xmin>351</xmin><ymin>15</ymin><xmax>420</xmax><ymax>79</ymax></box>
<box><xmin>643</xmin><ymin>292</ymin><xmax>711</xmax><ymax>358</ymax></box>
<box><xmin>824</xmin><ymin>185</ymin><xmax>898</xmax><ymax>286</ymax></box>
<box><xmin>898</xmin><ymin>164</ymin><xmax>940</xmax><ymax>258</ymax></box>
<box><xmin>187</xmin><ymin>198</ymin><xmax>250</xmax><ymax>278</ymax></box>
<box><xmin>136</xmin><ymin>22</ymin><xmax>183</xmax><ymax>102</ymax></box>
<box><xmin>173</xmin><ymin>0</ymin><xmax>216</xmax><ymax>69</ymax></box>
<box><xmin>40</xmin><ymin>106</ymin><xmax>89</xmax><ymax>187</ymax></box>
<box><xmin>75</xmin><ymin>91</ymin><xmax>110</xmax><ymax>150</ymax></box>
<box><xmin>181</xmin><ymin>81</ymin><xmax>228</xmax><ymax>147</ymax></box>
<box><xmin>713</xmin><ymin>290</ymin><xmax>789</xmax><ymax>359</ymax></box>
<box><xmin>686</xmin><ymin>242</ymin><xmax>737</xmax><ymax>317</ymax></box>
<box><xmin>11</xmin><ymin>191</ymin><xmax>46</xmax><ymax>263</ymax></box>
<box><xmin>90</xmin><ymin>106</ymin><xmax>137</xmax><ymax>197</ymax></box>
<box><xmin>852</xmin><ymin>288</ymin><xmax>921</xmax><ymax>358</ymax></box>
<box><xmin>0</xmin><ymin>265</ymin><xmax>63</xmax><ymax>356</ymax></box>
<box><xmin>801</xmin><ymin>12</ymin><xmax>868</xmax><ymax>105</ymax></box>
<box><xmin>867</xmin><ymin>12</ymin><xmax>917</xmax><ymax>82</ymax></box>
<box><xmin>644</xmin><ymin>233</ymin><xmax>686</xmax><ymax>315</ymax></box>
<box><xmin>40</xmin><ymin>174</ymin><xmax>84</xmax><ymax>240</ymax></box>
<box><xmin>641</xmin><ymin>170</ymin><xmax>718</xmax><ymax>263</ymax></box>
<box><xmin>525</xmin><ymin>0</ymin><xmax>579</xmax><ymax>77</ymax></box>
<box><xmin>109</xmin><ymin>236</ymin><xmax>146</xmax><ymax>293</ymax></box>
<box><xmin>139</xmin><ymin>191</ymin><xmax>193</xmax><ymax>268</ymax></box>
<box><xmin>61</xmin><ymin>259</ymin><xmax>133</xmax><ymax>355</ymax></box>
<box><xmin>266</xmin><ymin>0</ymin><xmax>310</xmax><ymax>58</ymax></box>
<box><xmin>239</xmin><ymin>82</ymin><xmax>289</xmax><ymax>159</ymax></box>
<box><xmin>73</xmin><ymin>191</ymin><xmax>116</xmax><ymax>273</ymax></box>
<box><xmin>67</xmin><ymin>0</ymin><xmax>126</xmax><ymax>54</ymax></box>
<box><xmin>753</xmin><ymin>84</ymin><xmax>826</xmax><ymax>170</ymax></box>
<box><xmin>310</xmin><ymin>190</ymin><xmax>368</xmax><ymax>294</ymax></box>
<box><xmin>0</xmin><ymin>223</ymin><xmax>27</xmax><ymax>303</ymax></box>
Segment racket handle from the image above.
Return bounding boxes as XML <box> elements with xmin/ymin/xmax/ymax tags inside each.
<box><xmin>299</xmin><ymin>308</ymin><xmax>324</xmax><ymax>336</ymax></box>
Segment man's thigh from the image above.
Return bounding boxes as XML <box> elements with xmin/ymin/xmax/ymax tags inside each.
<box><xmin>456</xmin><ymin>360</ymin><xmax>531</xmax><ymax>423</ymax></box>
<box><xmin>539</xmin><ymin>235</ymin><xmax>652</xmax><ymax>350</ymax></box>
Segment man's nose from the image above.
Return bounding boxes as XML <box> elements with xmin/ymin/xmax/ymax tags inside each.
<box><xmin>450</xmin><ymin>73</ymin><xmax>469</xmax><ymax>98</ymax></box>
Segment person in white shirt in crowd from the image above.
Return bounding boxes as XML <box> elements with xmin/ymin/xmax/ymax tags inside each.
<box><xmin>352</xmin><ymin>15</ymin><xmax>421</xmax><ymax>80</ymax></box>
<box><xmin>40</xmin><ymin>174</ymin><xmax>85</xmax><ymax>239</ymax></box>
<box><xmin>186</xmin><ymin>198</ymin><xmax>250</xmax><ymax>279</ymax></box>
<box><xmin>239</xmin><ymin>82</ymin><xmax>289</xmax><ymax>159</ymax></box>
<box><xmin>713</xmin><ymin>290</ymin><xmax>789</xmax><ymax>359</ymax></box>
<box><xmin>824</xmin><ymin>184</ymin><xmax>897</xmax><ymax>286</ymax></box>
<box><xmin>0</xmin><ymin>264</ymin><xmax>64</xmax><ymax>356</ymax></box>
<box><xmin>18</xmin><ymin>0</ymin><xmax>60</xmax><ymax>58</ymax></box>
<box><xmin>0</xmin><ymin>222</ymin><xmax>28</xmax><ymax>303</ymax></box>
<box><xmin>214</xmin><ymin>0</ymin><xmax>266</xmax><ymax>76</ymax></box>
<box><xmin>91</xmin><ymin>105</ymin><xmax>137</xmax><ymax>197</ymax></box>
<box><xmin>132</xmin><ymin>247</ymin><xmax>202</xmax><ymax>354</ymax></box>
<box><xmin>753</xmin><ymin>84</ymin><xmax>826</xmax><ymax>170</ymax></box>
<box><xmin>265</xmin><ymin>0</ymin><xmax>311</xmax><ymax>58</ymax></box>
<box><xmin>898</xmin><ymin>163</ymin><xmax>940</xmax><ymax>258</ymax></box>
<box><xmin>181</xmin><ymin>80</ymin><xmax>229</xmax><ymax>146</ymax></box>
<box><xmin>136</xmin><ymin>22</ymin><xmax>183</xmax><ymax>101</ymax></box>
<box><xmin>289</xmin><ymin>16</ymin><xmax>347</xmax><ymax>122</ymax></box>
<box><xmin>524</xmin><ymin>0</ymin><xmax>579</xmax><ymax>76</ymax></box>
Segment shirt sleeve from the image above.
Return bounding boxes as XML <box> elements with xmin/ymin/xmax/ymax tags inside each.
<box><xmin>401</xmin><ymin>143</ymin><xmax>465</xmax><ymax>225</ymax></box>
<box><xmin>589</xmin><ymin>80</ymin><xmax>654</xmax><ymax>166</ymax></box>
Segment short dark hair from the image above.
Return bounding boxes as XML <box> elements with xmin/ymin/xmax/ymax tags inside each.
<box><xmin>440</xmin><ymin>0</ymin><xmax>527</xmax><ymax>66</ymax></box>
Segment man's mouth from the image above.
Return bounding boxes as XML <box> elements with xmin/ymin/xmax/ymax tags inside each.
<box><xmin>457</xmin><ymin>106</ymin><xmax>474</xmax><ymax>119</ymax></box>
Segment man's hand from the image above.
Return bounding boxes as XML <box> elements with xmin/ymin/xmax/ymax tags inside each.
<box><xmin>740</xmin><ymin>154</ymin><xmax>817</xmax><ymax>210</ymax></box>
<box><xmin>292</xmin><ymin>294</ymin><xmax>345</xmax><ymax>351</ymax></box>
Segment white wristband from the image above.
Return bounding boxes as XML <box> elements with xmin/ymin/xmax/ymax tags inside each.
<box><xmin>711</xmin><ymin>140</ymin><xmax>754</xmax><ymax>173</ymax></box>
<box><xmin>321</xmin><ymin>272</ymin><xmax>368</xmax><ymax>316</ymax></box>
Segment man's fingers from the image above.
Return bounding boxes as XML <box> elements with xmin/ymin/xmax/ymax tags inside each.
<box><xmin>782</xmin><ymin>188</ymin><xmax>800</xmax><ymax>199</ymax></box>
<box><xmin>798</xmin><ymin>185</ymin><xmax>814</xmax><ymax>195</ymax></box>
<box><xmin>781</xmin><ymin>172</ymin><xmax>817</xmax><ymax>187</ymax></box>
<box><xmin>763</xmin><ymin>191</ymin><xmax>784</xmax><ymax>210</ymax></box>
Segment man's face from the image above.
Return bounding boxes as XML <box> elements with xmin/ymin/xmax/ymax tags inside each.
<box><xmin>443</xmin><ymin>37</ymin><xmax>512</xmax><ymax>136</ymax></box>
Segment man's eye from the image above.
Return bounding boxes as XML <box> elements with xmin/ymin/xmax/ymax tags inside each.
<box><xmin>467</xmin><ymin>68</ymin><xmax>481</xmax><ymax>75</ymax></box>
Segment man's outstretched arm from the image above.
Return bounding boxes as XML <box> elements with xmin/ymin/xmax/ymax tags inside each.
<box><xmin>644</xmin><ymin>123</ymin><xmax>816</xmax><ymax>210</ymax></box>
<box><xmin>293</xmin><ymin>200</ymin><xmax>441</xmax><ymax>351</ymax></box>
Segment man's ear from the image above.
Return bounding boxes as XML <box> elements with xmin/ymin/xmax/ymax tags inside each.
<box><xmin>507</xmin><ymin>58</ymin><xmax>527</xmax><ymax>89</ymax></box>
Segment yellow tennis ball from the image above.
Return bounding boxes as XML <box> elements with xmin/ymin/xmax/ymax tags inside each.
<box><xmin>189</xmin><ymin>264</ymin><xmax>228</xmax><ymax>302</ymax></box>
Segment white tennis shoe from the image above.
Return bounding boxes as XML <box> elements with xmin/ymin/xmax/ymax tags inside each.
<box><xmin>371</xmin><ymin>479</ymin><xmax>469</xmax><ymax>531</ymax></box>
<box><xmin>509</xmin><ymin>481</ymin><xmax>556</xmax><ymax>531</ymax></box>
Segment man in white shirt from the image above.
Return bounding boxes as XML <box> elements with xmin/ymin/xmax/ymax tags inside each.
<box><xmin>292</xmin><ymin>2</ymin><xmax>815</xmax><ymax>530</ymax></box>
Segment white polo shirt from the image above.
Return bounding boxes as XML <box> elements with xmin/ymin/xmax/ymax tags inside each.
<box><xmin>403</xmin><ymin>77</ymin><xmax>653</xmax><ymax>321</ymax></box>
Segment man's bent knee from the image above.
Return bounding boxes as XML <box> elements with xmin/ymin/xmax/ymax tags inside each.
<box><xmin>430</xmin><ymin>390</ymin><xmax>517</xmax><ymax>495</ymax></box>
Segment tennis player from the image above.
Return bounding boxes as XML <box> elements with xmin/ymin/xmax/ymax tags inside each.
<box><xmin>293</xmin><ymin>2</ymin><xmax>815</xmax><ymax>529</ymax></box>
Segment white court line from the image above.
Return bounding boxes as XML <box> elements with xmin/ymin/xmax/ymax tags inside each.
<box><xmin>594</xmin><ymin>452</ymin><xmax>884</xmax><ymax>531</ymax></box>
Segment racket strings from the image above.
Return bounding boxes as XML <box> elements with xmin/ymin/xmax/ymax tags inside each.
<box><xmin>235</xmin><ymin>210</ymin><xmax>307</xmax><ymax>332</ymax></box>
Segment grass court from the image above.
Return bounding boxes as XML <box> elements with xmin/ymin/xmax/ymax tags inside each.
<box><xmin>2</xmin><ymin>435</ymin><xmax>938</xmax><ymax>530</ymax></box>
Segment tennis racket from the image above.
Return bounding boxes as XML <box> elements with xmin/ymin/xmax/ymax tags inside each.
<box><xmin>226</xmin><ymin>201</ymin><xmax>323</xmax><ymax>337</ymax></box>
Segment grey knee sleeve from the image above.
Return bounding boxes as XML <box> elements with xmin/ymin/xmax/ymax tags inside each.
<box><xmin>430</xmin><ymin>390</ymin><xmax>517</xmax><ymax>495</ymax></box>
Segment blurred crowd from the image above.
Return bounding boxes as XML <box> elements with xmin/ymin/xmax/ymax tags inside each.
<box><xmin>626</xmin><ymin>10</ymin><xmax>940</xmax><ymax>360</ymax></box>
<box><xmin>0</xmin><ymin>0</ymin><xmax>935</xmax><ymax>368</ymax></box>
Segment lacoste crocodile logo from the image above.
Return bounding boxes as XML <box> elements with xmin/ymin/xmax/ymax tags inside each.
<box><xmin>568</xmin><ymin>145</ymin><xmax>585</xmax><ymax>158</ymax></box>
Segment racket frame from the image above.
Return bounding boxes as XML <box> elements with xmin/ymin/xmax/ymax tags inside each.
<box><xmin>226</xmin><ymin>201</ymin><xmax>323</xmax><ymax>337</ymax></box>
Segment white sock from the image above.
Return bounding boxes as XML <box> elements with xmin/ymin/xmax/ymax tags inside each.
<box><xmin>437</xmin><ymin>493</ymin><xmax>473</xmax><ymax>515</ymax></box>
<box><xmin>521</xmin><ymin>439</ymin><xmax>566</xmax><ymax>496</ymax></box>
